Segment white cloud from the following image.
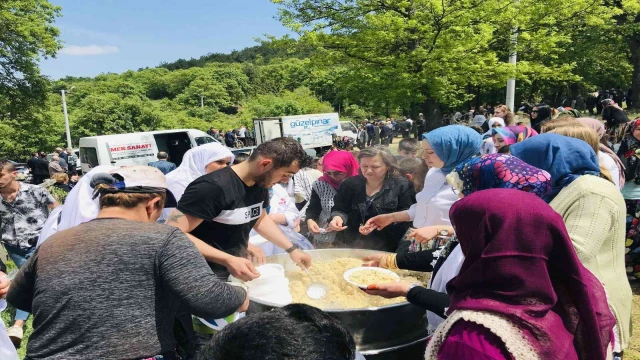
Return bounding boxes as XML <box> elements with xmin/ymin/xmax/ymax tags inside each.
<box><xmin>59</xmin><ymin>45</ymin><xmax>120</xmax><ymax>56</ymax></box>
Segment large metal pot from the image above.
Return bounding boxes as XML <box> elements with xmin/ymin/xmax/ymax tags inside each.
<box><xmin>247</xmin><ymin>249</ymin><xmax>430</xmax><ymax>357</ymax></box>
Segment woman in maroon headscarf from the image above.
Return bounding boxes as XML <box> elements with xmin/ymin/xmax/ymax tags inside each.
<box><xmin>425</xmin><ymin>189</ymin><xmax>615</xmax><ymax>360</ymax></box>
<box><xmin>305</xmin><ymin>150</ymin><xmax>359</xmax><ymax>247</ymax></box>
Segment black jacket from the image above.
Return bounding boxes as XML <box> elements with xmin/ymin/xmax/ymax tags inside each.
<box><xmin>27</xmin><ymin>156</ymin><xmax>39</xmax><ymax>172</ymax></box>
<box><xmin>330</xmin><ymin>175</ymin><xmax>416</xmax><ymax>252</ymax></box>
<box><xmin>34</xmin><ymin>158</ymin><xmax>50</xmax><ymax>176</ymax></box>
<box><xmin>602</xmin><ymin>107</ymin><xmax>629</xmax><ymax>129</ymax></box>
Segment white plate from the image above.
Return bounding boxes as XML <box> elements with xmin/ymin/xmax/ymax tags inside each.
<box><xmin>343</xmin><ymin>267</ymin><xmax>400</xmax><ymax>289</ymax></box>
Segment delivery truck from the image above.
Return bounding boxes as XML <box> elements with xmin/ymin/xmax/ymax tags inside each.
<box><xmin>78</xmin><ymin>129</ymin><xmax>218</xmax><ymax>173</ymax></box>
<box><xmin>253</xmin><ymin>113</ymin><xmax>355</xmax><ymax>152</ymax></box>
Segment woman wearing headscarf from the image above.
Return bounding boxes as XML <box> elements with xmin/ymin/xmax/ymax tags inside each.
<box><xmin>306</xmin><ymin>151</ymin><xmax>359</xmax><ymax>246</ymax></box>
<box><xmin>366</xmin><ymin>125</ymin><xmax>482</xmax><ymax>253</ymax></box>
<box><xmin>328</xmin><ymin>146</ymin><xmax>415</xmax><ymax>251</ymax></box>
<box><xmin>511</xmin><ymin>133</ymin><xmax>632</xmax><ymax>354</ymax></box>
<box><xmin>616</xmin><ymin>118</ymin><xmax>640</xmax><ymax>284</ymax></box>
<box><xmin>491</xmin><ymin>125</ymin><xmax>537</xmax><ymax>153</ymax></box>
<box><xmin>530</xmin><ymin>103</ymin><xmax>552</xmax><ymax>133</ymax></box>
<box><xmin>480</xmin><ymin>117</ymin><xmax>506</xmax><ymax>154</ymax></box>
<box><xmin>425</xmin><ymin>190</ymin><xmax>616</xmax><ymax>360</ymax></box>
<box><xmin>543</xmin><ymin>118</ymin><xmax>622</xmax><ymax>188</ymax></box>
<box><xmin>165</xmin><ymin>143</ymin><xmax>234</xmax><ymax>204</ymax></box>
<box><xmin>364</xmin><ymin>154</ymin><xmax>552</xmax><ymax>333</ymax></box>
<box><xmin>37</xmin><ymin>165</ymin><xmax>119</xmax><ymax>247</ymax></box>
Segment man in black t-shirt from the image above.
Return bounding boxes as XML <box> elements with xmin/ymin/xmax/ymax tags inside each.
<box><xmin>167</xmin><ymin>137</ymin><xmax>312</xmax><ymax>281</ymax></box>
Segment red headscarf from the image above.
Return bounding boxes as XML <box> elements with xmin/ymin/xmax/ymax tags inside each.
<box><xmin>318</xmin><ymin>150</ymin><xmax>360</xmax><ymax>189</ymax></box>
<box><xmin>447</xmin><ymin>189</ymin><xmax>615</xmax><ymax>360</ymax></box>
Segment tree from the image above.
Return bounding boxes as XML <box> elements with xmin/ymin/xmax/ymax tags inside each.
<box><xmin>614</xmin><ymin>0</ymin><xmax>640</xmax><ymax>108</ymax></box>
<box><xmin>176</xmin><ymin>77</ymin><xmax>231</xmax><ymax>109</ymax></box>
<box><xmin>272</xmin><ymin>0</ymin><xmax>617</xmax><ymax>126</ymax></box>
<box><xmin>0</xmin><ymin>0</ymin><xmax>62</xmax><ymax>116</ymax></box>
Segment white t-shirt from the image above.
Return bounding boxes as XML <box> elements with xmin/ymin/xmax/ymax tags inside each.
<box><xmin>238</xmin><ymin>128</ymin><xmax>247</xmax><ymax>137</ymax></box>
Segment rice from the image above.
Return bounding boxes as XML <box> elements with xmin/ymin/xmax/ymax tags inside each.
<box><xmin>287</xmin><ymin>258</ymin><xmax>428</xmax><ymax>309</ymax></box>
<box><xmin>348</xmin><ymin>269</ymin><xmax>398</xmax><ymax>287</ymax></box>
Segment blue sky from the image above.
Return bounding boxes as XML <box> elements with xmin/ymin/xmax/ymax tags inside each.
<box><xmin>40</xmin><ymin>0</ymin><xmax>292</xmax><ymax>79</ymax></box>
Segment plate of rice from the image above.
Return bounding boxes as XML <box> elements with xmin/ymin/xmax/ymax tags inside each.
<box><xmin>343</xmin><ymin>267</ymin><xmax>400</xmax><ymax>289</ymax></box>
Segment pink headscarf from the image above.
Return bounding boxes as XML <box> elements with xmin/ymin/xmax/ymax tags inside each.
<box><xmin>318</xmin><ymin>150</ymin><xmax>359</xmax><ymax>189</ymax></box>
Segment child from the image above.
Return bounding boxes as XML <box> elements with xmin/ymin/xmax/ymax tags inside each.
<box><xmin>397</xmin><ymin>157</ymin><xmax>427</xmax><ymax>192</ymax></box>
<box><xmin>397</xmin><ymin>138</ymin><xmax>420</xmax><ymax>159</ymax></box>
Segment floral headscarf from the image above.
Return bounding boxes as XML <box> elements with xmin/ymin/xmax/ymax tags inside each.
<box><xmin>447</xmin><ymin>154</ymin><xmax>552</xmax><ymax>198</ymax></box>
<box><xmin>622</xmin><ymin>118</ymin><xmax>640</xmax><ymax>159</ymax></box>
<box><xmin>333</xmin><ymin>136</ymin><xmax>354</xmax><ymax>150</ymax></box>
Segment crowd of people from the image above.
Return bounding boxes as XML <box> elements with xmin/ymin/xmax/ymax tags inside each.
<box><xmin>206</xmin><ymin>125</ymin><xmax>253</xmax><ymax>148</ymax></box>
<box><xmin>0</xmin><ymin>97</ymin><xmax>637</xmax><ymax>359</ymax></box>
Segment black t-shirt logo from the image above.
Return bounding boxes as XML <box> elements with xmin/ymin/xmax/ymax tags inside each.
<box><xmin>250</xmin><ymin>206</ymin><xmax>261</xmax><ymax>218</ymax></box>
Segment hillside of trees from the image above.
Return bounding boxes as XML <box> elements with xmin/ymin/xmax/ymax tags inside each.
<box><xmin>1</xmin><ymin>0</ymin><xmax>638</xmax><ymax>160</ymax></box>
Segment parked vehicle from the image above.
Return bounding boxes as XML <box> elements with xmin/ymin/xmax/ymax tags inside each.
<box><xmin>78</xmin><ymin>129</ymin><xmax>218</xmax><ymax>173</ymax></box>
<box><xmin>253</xmin><ymin>113</ymin><xmax>356</xmax><ymax>153</ymax></box>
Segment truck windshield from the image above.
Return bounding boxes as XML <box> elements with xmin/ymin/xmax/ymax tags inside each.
<box><xmin>195</xmin><ymin>136</ymin><xmax>217</xmax><ymax>145</ymax></box>
<box><xmin>341</xmin><ymin>122</ymin><xmax>356</xmax><ymax>132</ymax></box>
<box><xmin>80</xmin><ymin>147</ymin><xmax>99</xmax><ymax>167</ymax></box>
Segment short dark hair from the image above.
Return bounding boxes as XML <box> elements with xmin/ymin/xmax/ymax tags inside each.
<box><xmin>198</xmin><ymin>304</ymin><xmax>356</xmax><ymax>360</ymax></box>
<box><xmin>157</xmin><ymin>151</ymin><xmax>169</xmax><ymax>160</ymax></box>
<box><xmin>397</xmin><ymin>157</ymin><xmax>421</xmax><ymax>175</ymax></box>
<box><xmin>398</xmin><ymin>138</ymin><xmax>420</xmax><ymax>153</ymax></box>
<box><xmin>249</xmin><ymin>137</ymin><xmax>311</xmax><ymax>169</ymax></box>
<box><xmin>233</xmin><ymin>153</ymin><xmax>250</xmax><ymax>164</ymax></box>
<box><xmin>0</xmin><ymin>159</ymin><xmax>16</xmax><ymax>172</ymax></box>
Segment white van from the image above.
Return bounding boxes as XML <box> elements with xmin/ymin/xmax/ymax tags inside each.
<box><xmin>78</xmin><ymin>129</ymin><xmax>218</xmax><ymax>173</ymax></box>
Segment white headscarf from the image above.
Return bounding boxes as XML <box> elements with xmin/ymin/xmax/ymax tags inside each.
<box><xmin>38</xmin><ymin>165</ymin><xmax>119</xmax><ymax>246</ymax></box>
<box><xmin>488</xmin><ymin>117</ymin><xmax>505</xmax><ymax>128</ymax></box>
<box><xmin>482</xmin><ymin>117</ymin><xmax>506</xmax><ymax>138</ymax></box>
<box><xmin>166</xmin><ymin>143</ymin><xmax>234</xmax><ymax>202</ymax></box>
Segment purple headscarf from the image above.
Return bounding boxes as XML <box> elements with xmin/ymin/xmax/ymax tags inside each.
<box><xmin>447</xmin><ymin>190</ymin><xmax>615</xmax><ymax>359</ymax></box>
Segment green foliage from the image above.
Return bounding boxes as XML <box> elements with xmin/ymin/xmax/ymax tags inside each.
<box><xmin>70</xmin><ymin>94</ymin><xmax>162</xmax><ymax>139</ymax></box>
<box><xmin>0</xmin><ymin>0</ymin><xmax>62</xmax><ymax>115</ymax></box>
<box><xmin>47</xmin><ymin>185</ymin><xmax>68</xmax><ymax>204</ymax></box>
<box><xmin>243</xmin><ymin>87</ymin><xmax>333</xmax><ymax>118</ymax></box>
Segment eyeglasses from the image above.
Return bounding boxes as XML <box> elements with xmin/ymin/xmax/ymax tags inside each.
<box><xmin>324</xmin><ymin>171</ymin><xmax>346</xmax><ymax>177</ymax></box>
<box><xmin>531</xmin><ymin>110</ymin><xmax>539</xmax><ymax>114</ymax></box>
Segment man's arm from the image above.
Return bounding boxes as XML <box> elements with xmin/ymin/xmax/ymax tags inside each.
<box><xmin>253</xmin><ymin>210</ymin><xmax>294</xmax><ymax>250</ymax></box>
<box><xmin>166</xmin><ymin>209</ymin><xmax>235</xmax><ymax>265</ymax></box>
<box><xmin>6</xmin><ymin>255</ymin><xmax>37</xmax><ymax>313</ymax></box>
<box><xmin>253</xmin><ymin>210</ymin><xmax>311</xmax><ymax>268</ymax></box>
<box><xmin>159</xmin><ymin>230</ymin><xmax>248</xmax><ymax>318</ymax></box>
<box><xmin>166</xmin><ymin>209</ymin><xmax>261</xmax><ymax>280</ymax></box>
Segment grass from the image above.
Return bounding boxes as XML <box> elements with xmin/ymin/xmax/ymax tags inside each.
<box><xmin>1</xmin><ymin>260</ymin><xmax>32</xmax><ymax>359</ymax></box>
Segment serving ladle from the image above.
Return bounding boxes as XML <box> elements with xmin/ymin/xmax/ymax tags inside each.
<box><xmin>303</xmin><ymin>267</ymin><xmax>329</xmax><ymax>300</ymax></box>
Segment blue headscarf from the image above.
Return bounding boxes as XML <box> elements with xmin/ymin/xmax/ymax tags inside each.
<box><xmin>423</xmin><ymin>125</ymin><xmax>483</xmax><ymax>173</ymax></box>
<box><xmin>510</xmin><ymin>133</ymin><xmax>600</xmax><ymax>203</ymax></box>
